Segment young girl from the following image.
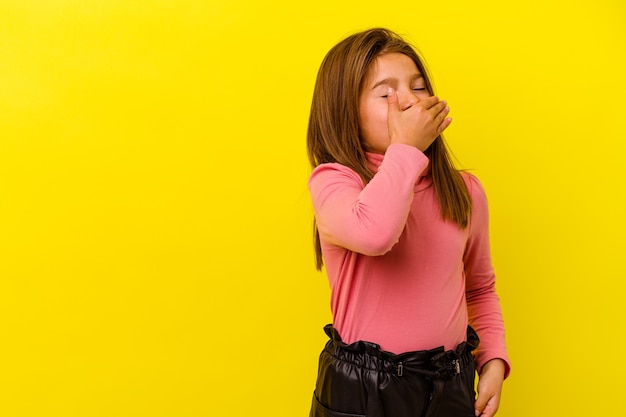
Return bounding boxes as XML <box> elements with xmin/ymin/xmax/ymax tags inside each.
<box><xmin>307</xmin><ymin>28</ymin><xmax>510</xmax><ymax>417</ymax></box>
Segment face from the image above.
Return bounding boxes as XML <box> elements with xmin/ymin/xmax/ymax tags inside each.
<box><xmin>358</xmin><ymin>52</ymin><xmax>430</xmax><ymax>154</ymax></box>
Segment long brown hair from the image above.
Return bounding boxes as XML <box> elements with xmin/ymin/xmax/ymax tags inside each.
<box><xmin>307</xmin><ymin>28</ymin><xmax>471</xmax><ymax>270</ymax></box>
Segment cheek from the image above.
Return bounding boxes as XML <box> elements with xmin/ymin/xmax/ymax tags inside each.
<box><xmin>371</xmin><ymin>103</ymin><xmax>387</xmax><ymax>124</ymax></box>
<box><xmin>361</xmin><ymin>104</ymin><xmax>384</xmax><ymax>129</ymax></box>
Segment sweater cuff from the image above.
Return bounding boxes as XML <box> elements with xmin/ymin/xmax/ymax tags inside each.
<box><xmin>384</xmin><ymin>143</ymin><xmax>429</xmax><ymax>175</ymax></box>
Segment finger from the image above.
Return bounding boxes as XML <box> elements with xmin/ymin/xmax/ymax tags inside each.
<box><xmin>386</xmin><ymin>88</ymin><xmax>402</xmax><ymax>139</ymax></box>
<box><xmin>474</xmin><ymin>391</ymin><xmax>489</xmax><ymax>416</ymax></box>
<box><xmin>433</xmin><ymin>105</ymin><xmax>451</xmax><ymax>134</ymax></box>
<box><xmin>428</xmin><ymin>100</ymin><xmax>448</xmax><ymax>117</ymax></box>
<box><xmin>437</xmin><ymin>117</ymin><xmax>452</xmax><ymax>135</ymax></box>
<box><xmin>475</xmin><ymin>391</ymin><xmax>500</xmax><ymax>417</ymax></box>
<box><xmin>474</xmin><ymin>387</ymin><xmax>493</xmax><ymax>416</ymax></box>
<box><xmin>477</xmin><ymin>397</ymin><xmax>499</xmax><ymax>417</ymax></box>
<box><xmin>434</xmin><ymin>103</ymin><xmax>450</xmax><ymax>122</ymax></box>
<box><xmin>418</xmin><ymin>95</ymin><xmax>440</xmax><ymax>109</ymax></box>
<box><xmin>386</xmin><ymin>88</ymin><xmax>399</xmax><ymax>109</ymax></box>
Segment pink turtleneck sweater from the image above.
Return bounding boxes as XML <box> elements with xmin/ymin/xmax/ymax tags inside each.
<box><xmin>309</xmin><ymin>143</ymin><xmax>510</xmax><ymax>376</ymax></box>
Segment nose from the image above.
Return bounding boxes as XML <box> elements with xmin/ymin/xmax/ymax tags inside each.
<box><xmin>398</xmin><ymin>90</ymin><xmax>418</xmax><ymax>111</ymax></box>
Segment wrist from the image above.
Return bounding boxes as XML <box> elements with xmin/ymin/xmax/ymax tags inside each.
<box><xmin>480</xmin><ymin>359</ymin><xmax>506</xmax><ymax>378</ymax></box>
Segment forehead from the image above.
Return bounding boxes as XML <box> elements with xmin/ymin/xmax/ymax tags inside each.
<box><xmin>363</xmin><ymin>52</ymin><xmax>421</xmax><ymax>84</ymax></box>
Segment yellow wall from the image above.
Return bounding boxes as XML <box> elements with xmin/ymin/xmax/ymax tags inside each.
<box><xmin>1</xmin><ymin>1</ymin><xmax>625</xmax><ymax>416</ymax></box>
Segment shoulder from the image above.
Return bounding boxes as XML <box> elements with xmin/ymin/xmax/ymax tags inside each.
<box><xmin>461</xmin><ymin>172</ymin><xmax>490</xmax><ymax>218</ymax></box>
<box><xmin>308</xmin><ymin>162</ymin><xmax>365</xmax><ymax>191</ymax></box>
<box><xmin>461</xmin><ymin>171</ymin><xmax>488</xmax><ymax>201</ymax></box>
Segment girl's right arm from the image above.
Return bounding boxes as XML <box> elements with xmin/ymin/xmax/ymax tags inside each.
<box><xmin>309</xmin><ymin>88</ymin><xmax>450</xmax><ymax>255</ymax></box>
<box><xmin>308</xmin><ymin>144</ymin><xmax>428</xmax><ymax>256</ymax></box>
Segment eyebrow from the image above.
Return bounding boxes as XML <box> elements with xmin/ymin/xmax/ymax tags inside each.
<box><xmin>371</xmin><ymin>73</ymin><xmax>423</xmax><ymax>90</ymax></box>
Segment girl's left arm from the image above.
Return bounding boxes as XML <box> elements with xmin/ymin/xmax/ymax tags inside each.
<box><xmin>463</xmin><ymin>174</ymin><xmax>510</xmax><ymax>417</ymax></box>
<box><xmin>463</xmin><ymin>174</ymin><xmax>511</xmax><ymax>378</ymax></box>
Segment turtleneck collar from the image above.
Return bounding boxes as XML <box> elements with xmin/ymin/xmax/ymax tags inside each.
<box><xmin>366</xmin><ymin>151</ymin><xmax>432</xmax><ymax>192</ymax></box>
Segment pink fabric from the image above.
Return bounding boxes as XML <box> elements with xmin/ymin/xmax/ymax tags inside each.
<box><xmin>309</xmin><ymin>143</ymin><xmax>510</xmax><ymax>377</ymax></box>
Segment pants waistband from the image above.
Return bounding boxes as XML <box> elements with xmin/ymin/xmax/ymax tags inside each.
<box><xmin>323</xmin><ymin>324</ymin><xmax>479</xmax><ymax>379</ymax></box>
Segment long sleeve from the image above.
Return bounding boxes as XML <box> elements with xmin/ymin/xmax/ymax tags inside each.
<box><xmin>463</xmin><ymin>174</ymin><xmax>511</xmax><ymax>378</ymax></box>
<box><xmin>308</xmin><ymin>144</ymin><xmax>429</xmax><ymax>256</ymax></box>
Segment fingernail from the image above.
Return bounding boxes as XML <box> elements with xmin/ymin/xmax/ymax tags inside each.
<box><xmin>387</xmin><ymin>88</ymin><xmax>393</xmax><ymax>96</ymax></box>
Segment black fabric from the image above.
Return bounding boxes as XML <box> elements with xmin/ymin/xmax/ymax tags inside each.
<box><xmin>310</xmin><ymin>325</ymin><xmax>480</xmax><ymax>417</ymax></box>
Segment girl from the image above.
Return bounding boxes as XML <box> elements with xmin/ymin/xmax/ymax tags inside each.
<box><xmin>307</xmin><ymin>28</ymin><xmax>510</xmax><ymax>417</ymax></box>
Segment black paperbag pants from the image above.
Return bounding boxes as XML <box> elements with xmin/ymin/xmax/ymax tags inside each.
<box><xmin>310</xmin><ymin>325</ymin><xmax>479</xmax><ymax>417</ymax></box>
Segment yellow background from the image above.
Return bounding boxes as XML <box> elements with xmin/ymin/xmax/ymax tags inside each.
<box><xmin>1</xmin><ymin>0</ymin><xmax>625</xmax><ymax>416</ymax></box>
